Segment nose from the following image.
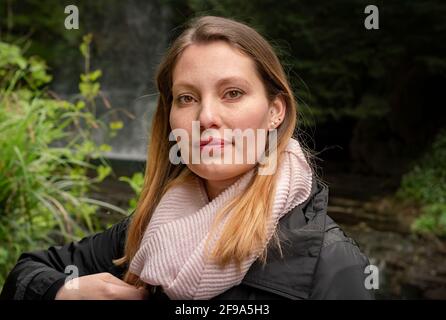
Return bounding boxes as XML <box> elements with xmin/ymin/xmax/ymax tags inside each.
<box><xmin>198</xmin><ymin>96</ymin><xmax>221</xmax><ymax>131</ymax></box>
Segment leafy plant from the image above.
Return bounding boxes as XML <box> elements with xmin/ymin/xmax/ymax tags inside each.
<box><xmin>119</xmin><ymin>172</ymin><xmax>144</xmax><ymax>213</ymax></box>
<box><xmin>0</xmin><ymin>35</ymin><xmax>127</xmax><ymax>288</ymax></box>
<box><xmin>397</xmin><ymin>129</ymin><xmax>446</xmax><ymax>236</ymax></box>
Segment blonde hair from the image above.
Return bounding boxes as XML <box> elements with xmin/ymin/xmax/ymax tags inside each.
<box><xmin>116</xmin><ymin>15</ymin><xmax>306</xmax><ymax>287</ymax></box>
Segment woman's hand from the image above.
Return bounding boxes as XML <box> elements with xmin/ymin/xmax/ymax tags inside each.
<box><xmin>55</xmin><ymin>272</ymin><xmax>148</xmax><ymax>300</ymax></box>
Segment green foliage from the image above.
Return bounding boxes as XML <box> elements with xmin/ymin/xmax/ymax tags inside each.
<box><xmin>397</xmin><ymin>129</ymin><xmax>446</xmax><ymax>236</ymax></box>
<box><xmin>0</xmin><ymin>0</ymin><xmax>84</xmax><ymax>76</ymax></box>
<box><xmin>79</xmin><ymin>34</ymin><xmax>101</xmax><ymax>101</ymax></box>
<box><xmin>0</xmin><ymin>36</ymin><xmax>127</xmax><ymax>288</ymax></box>
<box><xmin>119</xmin><ymin>172</ymin><xmax>144</xmax><ymax>213</ymax></box>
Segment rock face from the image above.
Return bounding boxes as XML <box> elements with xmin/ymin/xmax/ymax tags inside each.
<box><xmin>322</xmin><ymin>167</ymin><xmax>446</xmax><ymax>300</ymax></box>
<box><xmin>53</xmin><ymin>0</ymin><xmax>173</xmax><ymax>161</ymax></box>
<box><xmin>344</xmin><ymin>223</ymin><xmax>446</xmax><ymax>300</ymax></box>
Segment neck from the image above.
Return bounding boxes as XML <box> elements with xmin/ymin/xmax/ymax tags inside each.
<box><xmin>204</xmin><ymin>176</ymin><xmax>241</xmax><ymax>201</ymax></box>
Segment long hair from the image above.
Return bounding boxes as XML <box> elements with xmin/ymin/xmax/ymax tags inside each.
<box><xmin>116</xmin><ymin>15</ymin><xmax>307</xmax><ymax>286</ymax></box>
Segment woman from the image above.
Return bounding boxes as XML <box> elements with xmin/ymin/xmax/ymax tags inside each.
<box><xmin>1</xmin><ymin>16</ymin><xmax>374</xmax><ymax>300</ymax></box>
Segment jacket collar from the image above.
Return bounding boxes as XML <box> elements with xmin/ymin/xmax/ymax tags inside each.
<box><xmin>241</xmin><ymin>175</ymin><xmax>329</xmax><ymax>299</ymax></box>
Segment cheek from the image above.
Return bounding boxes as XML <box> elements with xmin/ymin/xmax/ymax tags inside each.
<box><xmin>169</xmin><ymin>108</ymin><xmax>179</xmax><ymax>130</ymax></box>
<box><xmin>170</xmin><ymin>108</ymin><xmax>190</xmax><ymax>131</ymax></box>
<box><xmin>230</xmin><ymin>99</ymin><xmax>269</xmax><ymax>130</ymax></box>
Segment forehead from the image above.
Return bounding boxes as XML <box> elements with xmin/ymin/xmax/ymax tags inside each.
<box><xmin>172</xmin><ymin>41</ymin><xmax>260</xmax><ymax>87</ymax></box>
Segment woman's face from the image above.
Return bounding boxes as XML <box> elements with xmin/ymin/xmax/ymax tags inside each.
<box><xmin>170</xmin><ymin>40</ymin><xmax>284</xmax><ymax>184</ymax></box>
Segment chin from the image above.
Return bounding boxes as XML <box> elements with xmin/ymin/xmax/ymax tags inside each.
<box><xmin>187</xmin><ymin>163</ymin><xmax>254</xmax><ymax>182</ymax></box>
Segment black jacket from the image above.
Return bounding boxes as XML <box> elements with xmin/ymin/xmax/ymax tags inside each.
<box><xmin>0</xmin><ymin>177</ymin><xmax>374</xmax><ymax>300</ymax></box>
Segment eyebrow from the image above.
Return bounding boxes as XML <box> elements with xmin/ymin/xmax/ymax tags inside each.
<box><xmin>172</xmin><ymin>76</ymin><xmax>252</xmax><ymax>92</ymax></box>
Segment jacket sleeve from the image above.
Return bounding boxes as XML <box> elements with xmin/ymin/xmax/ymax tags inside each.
<box><xmin>0</xmin><ymin>217</ymin><xmax>130</xmax><ymax>300</ymax></box>
<box><xmin>309</xmin><ymin>234</ymin><xmax>375</xmax><ymax>300</ymax></box>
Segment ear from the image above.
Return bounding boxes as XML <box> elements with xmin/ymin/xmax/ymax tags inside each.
<box><xmin>268</xmin><ymin>94</ymin><xmax>286</xmax><ymax>129</ymax></box>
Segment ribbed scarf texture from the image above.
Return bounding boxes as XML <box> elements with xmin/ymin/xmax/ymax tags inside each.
<box><xmin>129</xmin><ymin>137</ymin><xmax>313</xmax><ymax>299</ymax></box>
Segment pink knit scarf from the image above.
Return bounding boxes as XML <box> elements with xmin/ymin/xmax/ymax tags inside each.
<box><xmin>129</xmin><ymin>137</ymin><xmax>313</xmax><ymax>299</ymax></box>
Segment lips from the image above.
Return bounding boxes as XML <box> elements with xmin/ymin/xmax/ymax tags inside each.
<box><xmin>199</xmin><ymin>137</ymin><xmax>230</xmax><ymax>150</ymax></box>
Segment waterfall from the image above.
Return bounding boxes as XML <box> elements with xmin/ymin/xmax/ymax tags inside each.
<box><xmin>52</xmin><ymin>0</ymin><xmax>173</xmax><ymax>161</ymax></box>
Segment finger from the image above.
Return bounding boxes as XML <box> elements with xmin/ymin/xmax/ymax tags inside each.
<box><xmin>100</xmin><ymin>273</ymin><xmax>132</xmax><ymax>287</ymax></box>
<box><xmin>108</xmin><ymin>284</ymin><xmax>148</xmax><ymax>300</ymax></box>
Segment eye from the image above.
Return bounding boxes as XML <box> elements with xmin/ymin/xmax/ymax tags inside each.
<box><xmin>177</xmin><ymin>94</ymin><xmax>196</xmax><ymax>104</ymax></box>
<box><xmin>224</xmin><ymin>89</ymin><xmax>244</xmax><ymax>100</ymax></box>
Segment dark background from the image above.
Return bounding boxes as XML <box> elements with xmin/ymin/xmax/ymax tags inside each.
<box><xmin>1</xmin><ymin>0</ymin><xmax>445</xmax><ymax>299</ymax></box>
